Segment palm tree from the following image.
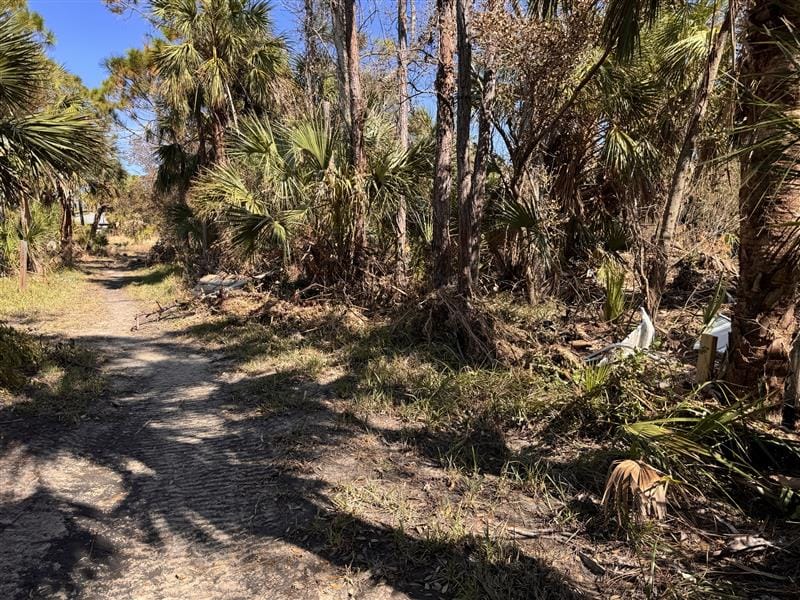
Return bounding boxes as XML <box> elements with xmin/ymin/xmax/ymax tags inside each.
<box><xmin>0</xmin><ymin>14</ymin><xmax>107</xmax><ymax>277</ymax></box>
<box><xmin>725</xmin><ymin>1</ymin><xmax>800</xmax><ymax>425</ymax></box>
<box><xmin>150</xmin><ymin>0</ymin><xmax>289</xmax><ymax>166</ymax></box>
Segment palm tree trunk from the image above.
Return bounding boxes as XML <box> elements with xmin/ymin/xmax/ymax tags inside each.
<box><xmin>395</xmin><ymin>0</ymin><xmax>410</xmax><ymax>285</ymax></box>
<box><xmin>726</xmin><ymin>1</ymin><xmax>800</xmax><ymax>425</ymax></box>
<box><xmin>432</xmin><ymin>0</ymin><xmax>456</xmax><ymax>289</ymax></box>
<box><xmin>456</xmin><ymin>0</ymin><xmax>474</xmax><ymax>297</ymax></box>
<box><xmin>645</xmin><ymin>9</ymin><xmax>731</xmax><ymax>318</ymax></box>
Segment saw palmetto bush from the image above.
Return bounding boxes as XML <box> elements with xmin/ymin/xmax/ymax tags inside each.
<box><xmin>0</xmin><ymin>203</ymin><xmax>59</xmax><ymax>273</ymax></box>
<box><xmin>190</xmin><ymin>113</ymin><xmax>432</xmax><ymax>278</ymax></box>
<box><xmin>620</xmin><ymin>399</ymin><xmax>800</xmax><ymax>512</ymax></box>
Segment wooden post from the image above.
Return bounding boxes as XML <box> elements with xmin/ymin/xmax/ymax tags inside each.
<box><xmin>18</xmin><ymin>240</ymin><xmax>27</xmax><ymax>291</ymax></box>
<box><xmin>696</xmin><ymin>333</ymin><xmax>718</xmax><ymax>383</ymax></box>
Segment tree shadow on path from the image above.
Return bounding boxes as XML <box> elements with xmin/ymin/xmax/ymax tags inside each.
<box><xmin>0</xmin><ymin>328</ymin><xmax>587</xmax><ymax>599</ymax></box>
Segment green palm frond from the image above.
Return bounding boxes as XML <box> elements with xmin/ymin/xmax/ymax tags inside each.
<box><xmin>0</xmin><ymin>111</ymin><xmax>106</xmax><ymax>174</ymax></box>
<box><xmin>494</xmin><ymin>195</ymin><xmax>540</xmax><ymax>232</ymax></box>
<box><xmin>601</xmin><ymin>0</ymin><xmax>663</xmax><ymax>59</ymax></box>
<box><xmin>223</xmin><ymin>205</ymin><xmax>306</xmax><ymax>260</ymax></box>
<box><xmin>623</xmin><ymin>401</ymin><xmax>800</xmax><ymax>504</ymax></box>
<box><xmin>0</xmin><ymin>16</ymin><xmax>108</xmax><ymax>205</ymax></box>
<box><xmin>288</xmin><ymin>117</ymin><xmax>335</xmax><ymax>171</ymax></box>
<box><xmin>229</xmin><ymin>115</ymin><xmax>278</xmax><ymax>163</ymax></box>
<box><xmin>191</xmin><ymin>164</ymin><xmax>256</xmax><ymax>217</ymax></box>
<box><xmin>659</xmin><ymin>27</ymin><xmax>719</xmax><ymax>86</ymax></box>
<box><xmin>0</xmin><ymin>16</ymin><xmax>46</xmax><ymax>113</ymax></box>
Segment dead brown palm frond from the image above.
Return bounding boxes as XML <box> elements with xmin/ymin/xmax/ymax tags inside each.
<box><xmin>602</xmin><ymin>459</ymin><xmax>669</xmax><ymax>525</ymax></box>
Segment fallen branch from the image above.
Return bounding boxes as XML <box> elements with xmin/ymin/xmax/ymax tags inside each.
<box><xmin>132</xmin><ymin>299</ymin><xmax>193</xmax><ymax>331</ymax></box>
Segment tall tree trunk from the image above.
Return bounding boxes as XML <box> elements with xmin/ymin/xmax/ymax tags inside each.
<box><xmin>343</xmin><ymin>0</ymin><xmax>366</xmax><ymax>268</ymax></box>
<box><xmin>463</xmin><ymin>0</ymin><xmax>497</xmax><ymax>292</ymax></box>
<box><xmin>410</xmin><ymin>0</ymin><xmax>416</xmax><ymax>42</ymax></box>
<box><xmin>59</xmin><ymin>194</ymin><xmax>74</xmax><ymax>263</ymax></box>
<box><xmin>303</xmin><ymin>0</ymin><xmax>321</xmax><ymax>102</ymax></box>
<box><xmin>331</xmin><ymin>0</ymin><xmax>351</xmax><ymax>127</ymax></box>
<box><xmin>432</xmin><ymin>0</ymin><xmax>456</xmax><ymax>289</ymax></box>
<box><xmin>726</xmin><ymin>1</ymin><xmax>800</xmax><ymax>425</ymax></box>
<box><xmin>89</xmin><ymin>205</ymin><xmax>109</xmax><ymax>250</ymax></box>
<box><xmin>396</xmin><ymin>0</ymin><xmax>410</xmax><ymax>285</ymax></box>
<box><xmin>645</xmin><ymin>9</ymin><xmax>732</xmax><ymax>318</ymax></box>
<box><xmin>456</xmin><ymin>0</ymin><xmax>474</xmax><ymax>297</ymax></box>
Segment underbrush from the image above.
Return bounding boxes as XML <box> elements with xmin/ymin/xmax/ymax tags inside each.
<box><xmin>174</xmin><ymin>291</ymin><xmax>800</xmax><ymax>597</ymax></box>
<box><xmin>0</xmin><ymin>325</ymin><xmax>105</xmax><ymax>420</ymax></box>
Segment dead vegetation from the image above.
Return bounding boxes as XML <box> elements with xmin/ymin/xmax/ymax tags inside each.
<box><xmin>117</xmin><ymin>259</ymin><xmax>798</xmax><ymax>599</ymax></box>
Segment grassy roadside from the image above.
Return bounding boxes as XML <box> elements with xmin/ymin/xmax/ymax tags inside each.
<box><xmin>0</xmin><ymin>325</ymin><xmax>105</xmax><ymax>421</ymax></box>
<box><xmin>120</xmin><ymin>263</ymin><xmax>188</xmax><ymax>308</ymax></box>
<box><xmin>0</xmin><ymin>269</ymin><xmax>103</xmax><ymax>326</ymax></box>
<box><xmin>0</xmin><ymin>265</ymin><xmax>111</xmax><ymax>420</ymax></box>
<box><xmin>172</xmin><ymin>293</ymin><xmax>800</xmax><ymax>598</ymax></box>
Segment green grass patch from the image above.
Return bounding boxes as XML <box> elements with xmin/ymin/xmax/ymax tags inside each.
<box><xmin>0</xmin><ymin>326</ymin><xmax>106</xmax><ymax>421</ymax></box>
<box><xmin>0</xmin><ymin>269</ymin><xmax>99</xmax><ymax>323</ymax></box>
<box><xmin>182</xmin><ymin>302</ymin><xmax>572</xmax><ymax>435</ymax></box>
<box><xmin>122</xmin><ymin>263</ymin><xmax>187</xmax><ymax>307</ymax></box>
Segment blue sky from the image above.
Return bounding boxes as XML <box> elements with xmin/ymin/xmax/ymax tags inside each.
<box><xmin>29</xmin><ymin>0</ymin><xmax>300</xmax><ymax>90</ymax></box>
<box><xmin>30</xmin><ymin>0</ymin><xmax>152</xmax><ymax>89</ymax></box>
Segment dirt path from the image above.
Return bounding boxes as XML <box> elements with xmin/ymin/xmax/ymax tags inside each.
<box><xmin>0</xmin><ymin>261</ymin><xmax>415</xmax><ymax>599</ymax></box>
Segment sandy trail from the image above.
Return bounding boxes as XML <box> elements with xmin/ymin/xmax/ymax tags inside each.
<box><xmin>0</xmin><ymin>260</ymin><xmax>410</xmax><ymax>599</ymax></box>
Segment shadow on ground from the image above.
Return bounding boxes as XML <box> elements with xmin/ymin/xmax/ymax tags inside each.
<box><xmin>0</xmin><ymin>327</ymin><xmax>586</xmax><ymax>599</ymax></box>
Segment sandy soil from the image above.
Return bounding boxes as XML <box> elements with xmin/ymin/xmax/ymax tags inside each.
<box><xmin>1</xmin><ymin>258</ymin><xmax>616</xmax><ymax>600</ymax></box>
<box><xmin>0</xmin><ymin>260</ymin><xmax>427</xmax><ymax>599</ymax></box>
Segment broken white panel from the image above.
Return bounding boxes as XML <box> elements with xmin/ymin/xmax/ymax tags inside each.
<box><xmin>194</xmin><ymin>273</ymin><xmax>249</xmax><ymax>295</ymax></box>
<box><xmin>693</xmin><ymin>314</ymin><xmax>731</xmax><ymax>354</ymax></box>
<box><xmin>585</xmin><ymin>308</ymin><xmax>656</xmax><ymax>364</ymax></box>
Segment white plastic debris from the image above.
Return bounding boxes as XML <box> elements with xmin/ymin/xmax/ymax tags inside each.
<box><xmin>621</xmin><ymin>307</ymin><xmax>655</xmax><ymax>351</ymax></box>
<box><xmin>693</xmin><ymin>314</ymin><xmax>731</xmax><ymax>353</ymax></box>
<box><xmin>194</xmin><ymin>274</ymin><xmax>249</xmax><ymax>295</ymax></box>
<box><xmin>585</xmin><ymin>308</ymin><xmax>656</xmax><ymax>364</ymax></box>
